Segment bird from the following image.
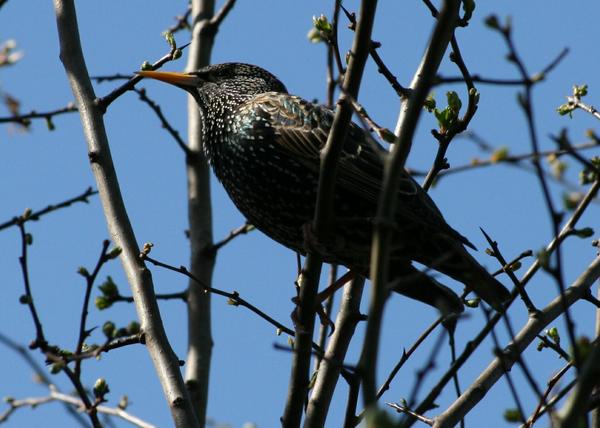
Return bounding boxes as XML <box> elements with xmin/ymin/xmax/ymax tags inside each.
<box><xmin>137</xmin><ymin>62</ymin><xmax>510</xmax><ymax>316</ymax></box>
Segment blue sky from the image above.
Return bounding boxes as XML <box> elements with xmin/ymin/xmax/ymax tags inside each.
<box><xmin>1</xmin><ymin>1</ymin><xmax>600</xmax><ymax>427</ymax></box>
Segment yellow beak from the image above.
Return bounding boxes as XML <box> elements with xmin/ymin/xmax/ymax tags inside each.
<box><xmin>136</xmin><ymin>70</ymin><xmax>201</xmax><ymax>88</ymax></box>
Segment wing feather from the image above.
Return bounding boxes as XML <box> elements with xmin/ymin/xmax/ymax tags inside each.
<box><xmin>234</xmin><ymin>92</ymin><xmax>475</xmax><ymax>249</ymax></box>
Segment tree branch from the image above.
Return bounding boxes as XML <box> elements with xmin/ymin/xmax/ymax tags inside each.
<box><xmin>433</xmin><ymin>255</ymin><xmax>600</xmax><ymax>428</ymax></box>
<box><xmin>53</xmin><ymin>2</ymin><xmax>198</xmax><ymax>426</ymax></box>
<box><xmin>359</xmin><ymin>0</ymin><xmax>460</xmax><ymax>408</ymax></box>
<box><xmin>182</xmin><ymin>0</ymin><xmax>236</xmax><ymax>423</ymax></box>
<box><xmin>1</xmin><ymin>385</ymin><xmax>156</xmax><ymax>428</ymax></box>
<box><xmin>304</xmin><ymin>277</ymin><xmax>366</xmax><ymax>427</ymax></box>
<box><xmin>282</xmin><ymin>1</ymin><xmax>379</xmax><ymax>426</ymax></box>
<box><xmin>0</xmin><ymin>187</ymin><xmax>97</xmax><ymax>232</ymax></box>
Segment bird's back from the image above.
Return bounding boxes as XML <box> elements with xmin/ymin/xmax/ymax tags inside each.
<box><xmin>211</xmin><ymin>92</ymin><xmax>474</xmax><ymax>272</ymax></box>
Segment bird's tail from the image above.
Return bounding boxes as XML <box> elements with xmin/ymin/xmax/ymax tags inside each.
<box><xmin>432</xmin><ymin>245</ymin><xmax>511</xmax><ymax>312</ymax></box>
<box><xmin>390</xmin><ymin>263</ymin><xmax>464</xmax><ymax>331</ymax></box>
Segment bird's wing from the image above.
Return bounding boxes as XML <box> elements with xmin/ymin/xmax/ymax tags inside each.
<box><xmin>234</xmin><ymin>92</ymin><xmax>475</xmax><ymax>248</ymax></box>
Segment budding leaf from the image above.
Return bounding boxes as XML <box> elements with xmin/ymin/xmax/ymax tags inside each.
<box><xmin>572</xmin><ymin>84</ymin><xmax>588</xmax><ymax>98</ymax></box>
<box><xmin>465</xmin><ymin>298</ymin><xmax>480</xmax><ymax>308</ymax></box>
<box><xmin>99</xmin><ymin>276</ymin><xmax>119</xmax><ymax>298</ymax></box>
<box><xmin>45</xmin><ymin>116</ymin><xmax>55</xmax><ymax>131</ymax></box>
<box><xmin>462</xmin><ymin>0</ymin><xmax>475</xmax><ymax>22</ymax></box>
<box><xmin>106</xmin><ymin>247</ymin><xmax>122</xmax><ymax>260</ymax></box>
<box><xmin>573</xmin><ymin>227</ymin><xmax>594</xmax><ymax>238</ymax></box>
<box><xmin>103</xmin><ymin>321</ymin><xmax>116</xmax><ymax>339</ymax></box>
<box><xmin>484</xmin><ymin>15</ymin><xmax>500</xmax><ymax>30</ymax></box>
<box><xmin>95</xmin><ymin>296</ymin><xmax>112</xmax><ymax>310</ymax></box>
<box><xmin>503</xmin><ymin>408</ymin><xmax>522</xmax><ymax>423</ymax></box>
<box><xmin>490</xmin><ymin>146</ymin><xmax>509</xmax><ymax>163</ymax></box>
<box><xmin>546</xmin><ymin>327</ymin><xmax>560</xmax><ymax>345</ymax></box>
<box><xmin>93</xmin><ymin>377</ymin><xmax>109</xmax><ymax>398</ymax></box>
<box><xmin>127</xmin><ymin>321</ymin><xmax>141</xmax><ymax>335</ymax></box>
<box><xmin>162</xmin><ymin>31</ymin><xmax>176</xmax><ymax>49</ymax></box>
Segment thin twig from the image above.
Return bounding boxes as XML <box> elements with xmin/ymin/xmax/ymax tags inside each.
<box><xmin>432</xmin><ymin>256</ymin><xmax>600</xmax><ymax>428</ymax></box>
<box><xmin>419</xmin><ymin>136</ymin><xmax>599</xmax><ymax>193</ymax></box>
<box><xmin>496</xmin><ymin>19</ymin><xmax>580</xmax><ymax>368</ymax></box>
<box><xmin>165</xmin><ymin>4</ymin><xmax>192</xmax><ymax>34</ymax></box>
<box><xmin>141</xmin><ymin>253</ymin><xmax>310</xmax><ymax>344</ymax></box>
<box><xmin>91</xmin><ymin>74</ymin><xmax>132</xmax><ymax>83</ymax></box>
<box><xmin>378</xmin><ymin>316</ymin><xmax>445</xmax><ymax>402</ymax></box>
<box><xmin>436</xmin><ymin>47</ymin><xmax>569</xmax><ymax>88</ymax></box>
<box><xmin>480</xmin><ymin>229</ymin><xmax>536</xmax><ymax>312</ymax></box>
<box><xmin>0</xmin><ymin>103</ymin><xmax>77</xmax><ymax>125</ymax></box>
<box><xmin>481</xmin><ymin>307</ymin><xmax>527</xmax><ymax>425</ymax></box>
<box><xmin>74</xmin><ymin>240</ymin><xmax>111</xmax><ymax>378</ymax></box>
<box><xmin>387</xmin><ymin>402</ymin><xmax>434</xmax><ymax>426</ymax></box>
<box><xmin>0</xmin><ymin>333</ymin><xmax>88</xmax><ymax>426</ymax></box>
<box><xmin>0</xmin><ymin>187</ymin><xmax>97</xmax><ymax>232</ymax></box>
<box><xmin>98</xmin><ymin>43</ymin><xmax>189</xmax><ymax>111</ymax></box>
<box><xmin>207</xmin><ymin>222</ymin><xmax>254</xmax><ymax>254</ymax></box>
<box><xmin>522</xmin><ymin>362</ymin><xmax>573</xmax><ymax>427</ymax></box>
<box><xmin>16</xmin><ymin>222</ymin><xmax>46</xmax><ymax>348</ymax></box>
<box><xmin>133</xmin><ymin>87</ymin><xmax>191</xmax><ymax>156</ymax></box>
<box><xmin>536</xmin><ymin>334</ymin><xmax>571</xmax><ymax>361</ymax></box>
<box><xmin>422</xmin><ymin>33</ymin><xmax>479</xmax><ymax>191</ymax></box>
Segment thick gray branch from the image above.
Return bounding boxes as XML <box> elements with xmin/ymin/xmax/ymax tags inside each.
<box><xmin>433</xmin><ymin>255</ymin><xmax>600</xmax><ymax>428</ymax></box>
<box><xmin>53</xmin><ymin>1</ymin><xmax>197</xmax><ymax>426</ymax></box>
<box><xmin>182</xmin><ymin>0</ymin><xmax>235</xmax><ymax>425</ymax></box>
<box><xmin>304</xmin><ymin>277</ymin><xmax>365</xmax><ymax>427</ymax></box>
<box><xmin>359</xmin><ymin>0</ymin><xmax>460</xmax><ymax>407</ymax></box>
<box><xmin>282</xmin><ymin>1</ymin><xmax>378</xmax><ymax>426</ymax></box>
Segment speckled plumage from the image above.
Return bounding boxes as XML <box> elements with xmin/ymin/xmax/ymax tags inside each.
<box><xmin>143</xmin><ymin>63</ymin><xmax>510</xmax><ymax>314</ymax></box>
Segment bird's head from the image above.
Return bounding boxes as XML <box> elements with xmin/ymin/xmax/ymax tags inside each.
<box><xmin>137</xmin><ymin>62</ymin><xmax>288</xmax><ymax>101</ymax></box>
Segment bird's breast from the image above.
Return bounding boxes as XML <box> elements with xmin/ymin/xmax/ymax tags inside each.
<box><xmin>210</xmin><ymin>130</ymin><xmax>318</xmax><ymax>252</ymax></box>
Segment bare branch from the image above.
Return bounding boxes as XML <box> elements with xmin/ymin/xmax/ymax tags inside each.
<box><xmin>360</xmin><ymin>0</ymin><xmax>460</xmax><ymax>408</ymax></box>
<box><xmin>388</xmin><ymin>402</ymin><xmax>434</xmax><ymax>426</ymax></box>
<box><xmin>207</xmin><ymin>222</ymin><xmax>254</xmax><ymax>254</ymax></box>
<box><xmin>433</xmin><ymin>255</ymin><xmax>600</xmax><ymax>428</ymax></box>
<box><xmin>1</xmin><ymin>386</ymin><xmax>156</xmax><ymax>428</ymax></box>
<box><xmin>283</xmin><ymin>1</ymin><xmax>379</xmax><ymax>425</ymax></box>
<box><xmin>53</xmin><ymin>1</ymin><xmax>198</xmax><ymax>426</ymax></box>
<box><xmin>133</xmin><ymin>87</ymin><xmax>191</xmax><ymax>156</ymax></box>
<box><xmin>492</xmin><ymin>17</ymin><xmax>580</xmax><ymax>367</ymax></box>
<box><xmin>0</xmin><ymin>333</ymin><xmax>88</xmax><ymax>426</ymax></box>
<box><xmin>0</xmin><ymin>103</ymin><xmax>76</xmax><ymax>125</ymax></box>
<box><xmin>182</xmin><ymin>0</ymin><xmax>238</xmax><ymax>423</ymax></box>
<box><xmin>0</xmin><ymin>187</ymin><xmax>97</xmax><ymax>232</ymax></box>
<box><xmin>408</xmin><ymin>178</ymin><xmax>599</xmax><ymax>425</ymax></box>
<box><xmin>99</xmin><ymin>44</ymin><xmax>187</xmax><ymax>111</ymax></box>
<box><xmin>305</xmin><ymin>277</ymin><xmax>365</xmax><ymax>427</ymax></box>
<box><xmin>165</xmin><ymin>4</ymin><xmax>192</xmax><ymax>35</ymax></box>
<box><xmin>523</xmin><ymin>362</ymin><xmax>573</xmax><ymax>427</ymax></box>
<box><xmin>558</xmin><ymin>341</ymin><xmax>600</xmax><ymax>427</ymax></box>
<box><xmin>141</xmin><ymin>253</ymin><xmax>309</xmax><ymax>348</ymax></box>
<box><xmin>74</xmin><ymin>239</ymin><xmax>111</xmax><ymax>379</ymax></box>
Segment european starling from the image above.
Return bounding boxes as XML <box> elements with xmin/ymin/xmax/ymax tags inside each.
<box><xmin>138</xmin><ymin>63</ymin><xmax>510</xmax><ymax>314</ymax></box>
